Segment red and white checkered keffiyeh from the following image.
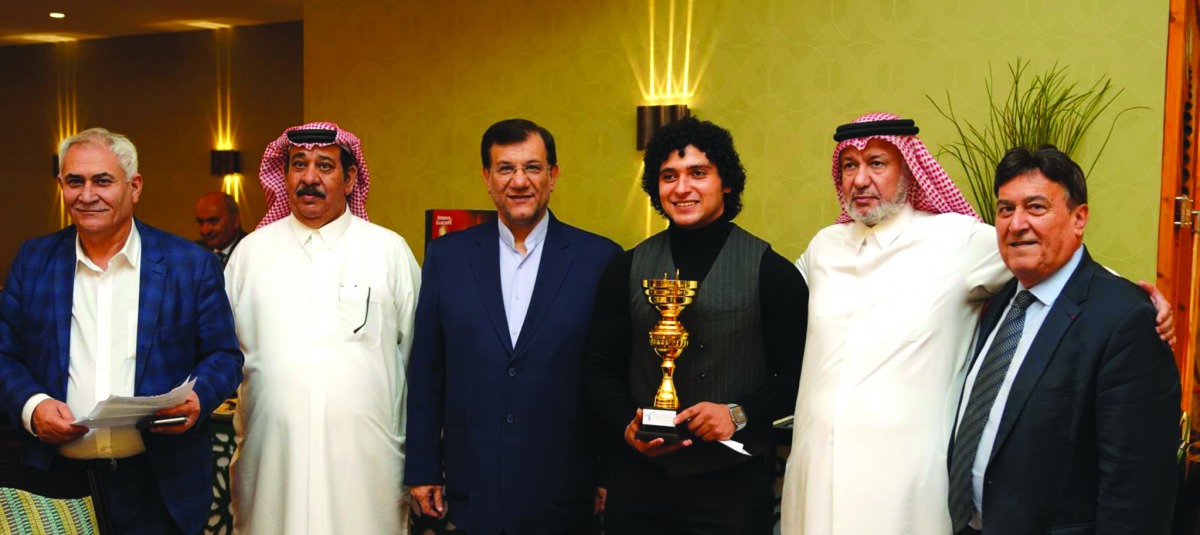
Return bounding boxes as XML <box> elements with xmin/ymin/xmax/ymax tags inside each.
<box><xmin>831</xmin><ymin>112</ymin><xmax>979</xmax><ymax>224</ymax></box>
<box><xmin>257</xmin><ymin>121</ymin><xmax>371</xmax><ymax>228</ymax></box>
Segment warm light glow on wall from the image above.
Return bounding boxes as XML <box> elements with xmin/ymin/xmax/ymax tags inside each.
<box><xmin>222</xmin><ymin>173</ymin><xmax>246</xmax><ymax>205</ymax></box>
<box><xmin>54</xmin><ymin>41</ymin><xmax>78</xmax><ymax>229</ymax></box>
<box><xmin>209</xmin><ymin>27</ymin><xmax>250</xmax><ymax>215</ymax></box>
<box><xmin>16</xmin><ymin>34</ymin><xmax>77</xmax><ymax>43</ymax></box>
<box><xmin>184</xmin><ymin>21</ymin><xmax>232</xmax><ymax>30</ymax></box>
<box><xmin>639</xmin><ymin>0</ymin><xmax>700</xmax><ymax>104</ymax></box>
<box><xmin>213</xmin><ymin>28</ymin><xmax>234</xmax><ymax>151</ymax></box>
<box><xmin>55</xmin><ymin>42</ymin><xmax>77</xmax><ymax>153</ymax></box>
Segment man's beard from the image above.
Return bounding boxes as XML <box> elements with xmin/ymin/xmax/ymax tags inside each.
<box><xmin>844</xmin><ymin>177</ymin><xmax>910</xmax><ymax>227</ymax></box>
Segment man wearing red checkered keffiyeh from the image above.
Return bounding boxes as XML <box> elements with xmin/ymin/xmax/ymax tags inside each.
<box><xmin>830</xmin><ymin>111</ymin><xmax>979</xmax><ymax>224</ymax></box>
<box><xmin>256</xmin><ymin>121</ymin><xmax>371</xmax><ymax>228</ymax></box>
<box><xmin>225</xmin><ymin>123</ymin><xmax>421</xmax><ymax>534</ymax></box>
<box><xmin>780</xmin><ymin>112</ymin><xmax>1011</xmax><ymax>535</ymax></box>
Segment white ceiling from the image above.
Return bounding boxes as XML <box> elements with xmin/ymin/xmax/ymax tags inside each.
<box><xmin>1</xmin><ymin>1</ymin><xmax>302</xmax><ymax>46</ymax></box>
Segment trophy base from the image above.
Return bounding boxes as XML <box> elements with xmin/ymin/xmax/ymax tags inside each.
<box><xmin>636</xmin><ymin>407</ymin><xmax>692</xmax><ymax>443</ymax></box>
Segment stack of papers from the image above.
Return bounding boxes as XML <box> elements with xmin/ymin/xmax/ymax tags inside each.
<box><xmin>72</xmin><ymin>378</ymin><xmax>196</xmax><ymax>428</ymax></box>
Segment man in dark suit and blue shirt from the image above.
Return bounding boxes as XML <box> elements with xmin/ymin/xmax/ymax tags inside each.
<box><xmin>406</xmin><ymin>119</ymin><xmax>621</xmax><ymax>534</ymax></box>
<box><xmin>947</xmin><ymin>145</ymin><xmax>1179</xmax><ymax>535</ymax></box>
<box><xmin>0</xmin><ymin>127</ymin><xmax>243</xmax><ymax>534</ymax></box>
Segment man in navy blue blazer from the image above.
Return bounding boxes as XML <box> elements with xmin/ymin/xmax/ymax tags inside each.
<box><xmin>405</xmin><ymin>119</ymin><xmax>621</xmax><ymax>534</ymax></box>
<box><xmin>0</xmin><ymin>128</ymin><xmax>243</xmax><ymax>534</ymax></box>
<box><xmin>947</xmin><ymin>145</ymin><xmax>1179</xmax><ymax>534</ymax></box>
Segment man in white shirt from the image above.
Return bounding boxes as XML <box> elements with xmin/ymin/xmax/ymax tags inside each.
<box><xmin>946</xmin><ymin>145</ymin><xmax>1177</xmax><ymax>534</ymax></box>
<box><xmin>781</xmin><ymin>113</ymin><xmax>1175</xmax><ymax>534</ymax></box>
<box><xmin>225</xmin><ymin>122</ymin><xmax>421</xmax><ymax>535</ymax></box>
<box><xmin>0</xmin><ymin>127</ymin><xmax>244</xmax><ymax>534</ymax></box>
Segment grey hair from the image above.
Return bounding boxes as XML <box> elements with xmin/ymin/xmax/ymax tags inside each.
<box><xmin>58</xmin><ymin>127</ymin><xmax>139</xmax><ymax>181</ymax></box>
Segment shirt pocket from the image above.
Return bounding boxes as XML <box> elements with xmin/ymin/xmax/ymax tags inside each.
<box><xmin>337</xmin><ymin>285</ymin><xmax>391</xmax><ymax>347</ymax></box>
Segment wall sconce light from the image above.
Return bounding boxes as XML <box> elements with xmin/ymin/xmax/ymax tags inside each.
<box><xmin>636</xmin><ymin>104</ymin><xmax>690</xmax><ymax>150</ymax></box>
<box><xmin>210</xmin><ymin>149</ymin><xmax>241</xmax><ymax>176</ymax></box>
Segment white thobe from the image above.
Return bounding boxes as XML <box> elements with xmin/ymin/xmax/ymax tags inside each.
<box><xmin>781</xmin><ymin>205</ymin><xmax>1009</xmax><ymax>535</ymax></box>
<box><xmin>225</xmin><ymin>211</ymin><xmax>420</xmax><ymax>535</ymax></box>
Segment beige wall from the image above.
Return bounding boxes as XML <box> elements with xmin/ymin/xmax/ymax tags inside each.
<box><xmin>304</xmin><ymin>0</ymin><xmax>1167</xmax><ymax>283</ymax></box>
<box><xmin>0</xmin><ymin>22</ymin><xmax>302</xmax><ymax>281</ymax></box>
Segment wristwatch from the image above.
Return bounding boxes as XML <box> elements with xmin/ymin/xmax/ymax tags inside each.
<box><xmin>727</xmin><ymin>403</ymin><xmax>748</xmax><ymax>432</ymax></box>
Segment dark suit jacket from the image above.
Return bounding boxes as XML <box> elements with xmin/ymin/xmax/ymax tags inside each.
<box><xmin>194</xmin><ymin>228</ymin><xmax>247</xmax><ymax>268</ymax></box>
<box><xmin>950</xmin><ymin>248</ymin><xmax>1179</xmax><ymax>534</ymax></box>
<box><xmin>0</xmin><ymin>220</ymin><xmax>244</xmax><ymax>534</ymax></box>
<box><xmin>405</xmin><ymin>213</ymin><xmax>620</xmax><ymax>535</ymax></box>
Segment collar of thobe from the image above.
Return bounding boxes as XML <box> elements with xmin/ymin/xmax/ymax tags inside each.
<box><xmin>849</xmin><ymin>202</ymin><xmax>915</xmax><ymax>251</ymax></box>
<box><xmin>498</xmin><ymin>211</ymin><xmax>550</xmax><ymax>256</ymax></box>
<box><xmin>76</xmin><ymin>220</ymin><xmax>142</xmax><ymax>272</ymax></box>
<box><xmin>287</xmin><ymin>207</ymin><xmax>353</xmax><ymax>249</ymax></box>
<box><xmin>1018</xmin><ymin>244</ymin><xmax>1084</xmax><ymax>308</ymax></box>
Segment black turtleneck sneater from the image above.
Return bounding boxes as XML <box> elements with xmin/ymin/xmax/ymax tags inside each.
<box><xmin>583</xmin><ymin>219</ymin><xmax>808</xmax><ymax>440</ymax></box>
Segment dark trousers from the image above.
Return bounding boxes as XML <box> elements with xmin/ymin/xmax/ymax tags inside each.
<box><xmin>605</xmin><ymin>456</ymin><xmax>774</xmax><ymax>535</ymax></box>
<box><xmin>52</xmin><ymin>454</ymin><xmax>183</xmax><ymax>535</ymax></box>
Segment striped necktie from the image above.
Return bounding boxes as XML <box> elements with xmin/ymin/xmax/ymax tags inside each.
<box><xmin>949</xmin><ymin>290</ymin><xmax>1037</xmax><ymax>532</ymax></box>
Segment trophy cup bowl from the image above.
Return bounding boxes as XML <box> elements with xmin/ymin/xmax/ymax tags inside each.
<box><xmin>636</xmin><ymin>275</ymin><xmax>699</xmax><ymax>443</ymax></box>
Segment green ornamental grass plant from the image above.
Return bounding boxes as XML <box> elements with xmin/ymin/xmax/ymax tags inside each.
<box><xmin>928</xmin><ymin>59</ymin><xmax>1144</xmax><ymax>225</ymax></box>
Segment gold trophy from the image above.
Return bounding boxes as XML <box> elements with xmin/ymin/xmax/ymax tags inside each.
<box><xmin>636</xmin><ymin>272</ymin><xmax>699</xmax><ymax>442</ymax></box>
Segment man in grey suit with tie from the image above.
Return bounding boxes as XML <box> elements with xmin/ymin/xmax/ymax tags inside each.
<box><xmin>947</xmin><ymin>145</ymin><xmax>1179</xmax><ymax>534</ymax></box>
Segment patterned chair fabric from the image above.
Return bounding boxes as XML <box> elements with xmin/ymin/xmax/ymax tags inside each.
<box><xmin>0</xmin><ymin>460</ymin><xmax>110</xmax><ymax>534</ymax></box>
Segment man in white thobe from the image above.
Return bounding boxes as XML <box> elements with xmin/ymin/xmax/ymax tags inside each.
<box><xmin>780</xmin><ymin>113</ymin><xmax>1173</xmax><ymax>534</ymax></box>
<box><xmin>226</xmin><ymin>122</ymin><xmax>420</xmax><ymax>534</ymax></box>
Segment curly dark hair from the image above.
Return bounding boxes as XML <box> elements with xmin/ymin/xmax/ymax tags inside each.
<box><xmin>640</xmin><ymin>116</ymin><xmax>746</xmax><ymax>221</ymax></box>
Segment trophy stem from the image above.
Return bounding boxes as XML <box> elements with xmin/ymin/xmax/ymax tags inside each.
<box><xmin>639</xmin><ymin>275</ymin><xmax>698</xmax><ymax>443</ymax></box>
<box><xmin>654</xmin><ymin>359</ymin><xmax>678</xmax><ymax>409</ymax></box>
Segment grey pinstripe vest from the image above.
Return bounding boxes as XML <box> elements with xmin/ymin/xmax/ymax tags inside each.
<box><xmin>628</xmin><ymin>226</ymin><xmax>770</xmax><ymax>475</ymax></box>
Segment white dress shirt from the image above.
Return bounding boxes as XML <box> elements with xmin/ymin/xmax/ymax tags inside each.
<box><xmin>21</xmin><ymin>222</ymin><xmax>146</xmax><ymax>459</ymax></box>
<box><xmin>498</xmin><ymin>215</ymin><xmax>548</xmax><ymax>346</ymax></box>
<box><xmin>956</xmin><ymin>245</ymin><xmax>1084</xmax><ymax>529</ymax></box>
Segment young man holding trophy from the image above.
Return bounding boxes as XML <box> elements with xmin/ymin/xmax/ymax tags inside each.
<box><xmin>584</xmin><ymin>117</ymin><xmax>808</xmax><ymax>534</ymax></box>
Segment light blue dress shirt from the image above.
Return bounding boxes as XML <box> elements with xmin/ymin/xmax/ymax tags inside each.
<box><xmin>497</xmin><ymin>215</ymin><xmax>549</xmax><ymax>346</ymax></box>
<box><xmin>956</xmin><ymin>245</ymin><xmax>1084</xmax><ymax>529</ymax></box>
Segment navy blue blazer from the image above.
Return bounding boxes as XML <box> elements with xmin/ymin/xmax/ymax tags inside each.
<box><xmin>0</xmin><ymin>220</ymin><xmax>243</xmax><ymax>534</ymax></box>
<box><xmin>405</xmin><ymin>213</ymin><xmax>620</xmax><ymax>535</ymax></box>
<box><xmin>949</xmin><ymin>248</ymin><xmax>1179</xmax><ymax>534</ymax></box>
